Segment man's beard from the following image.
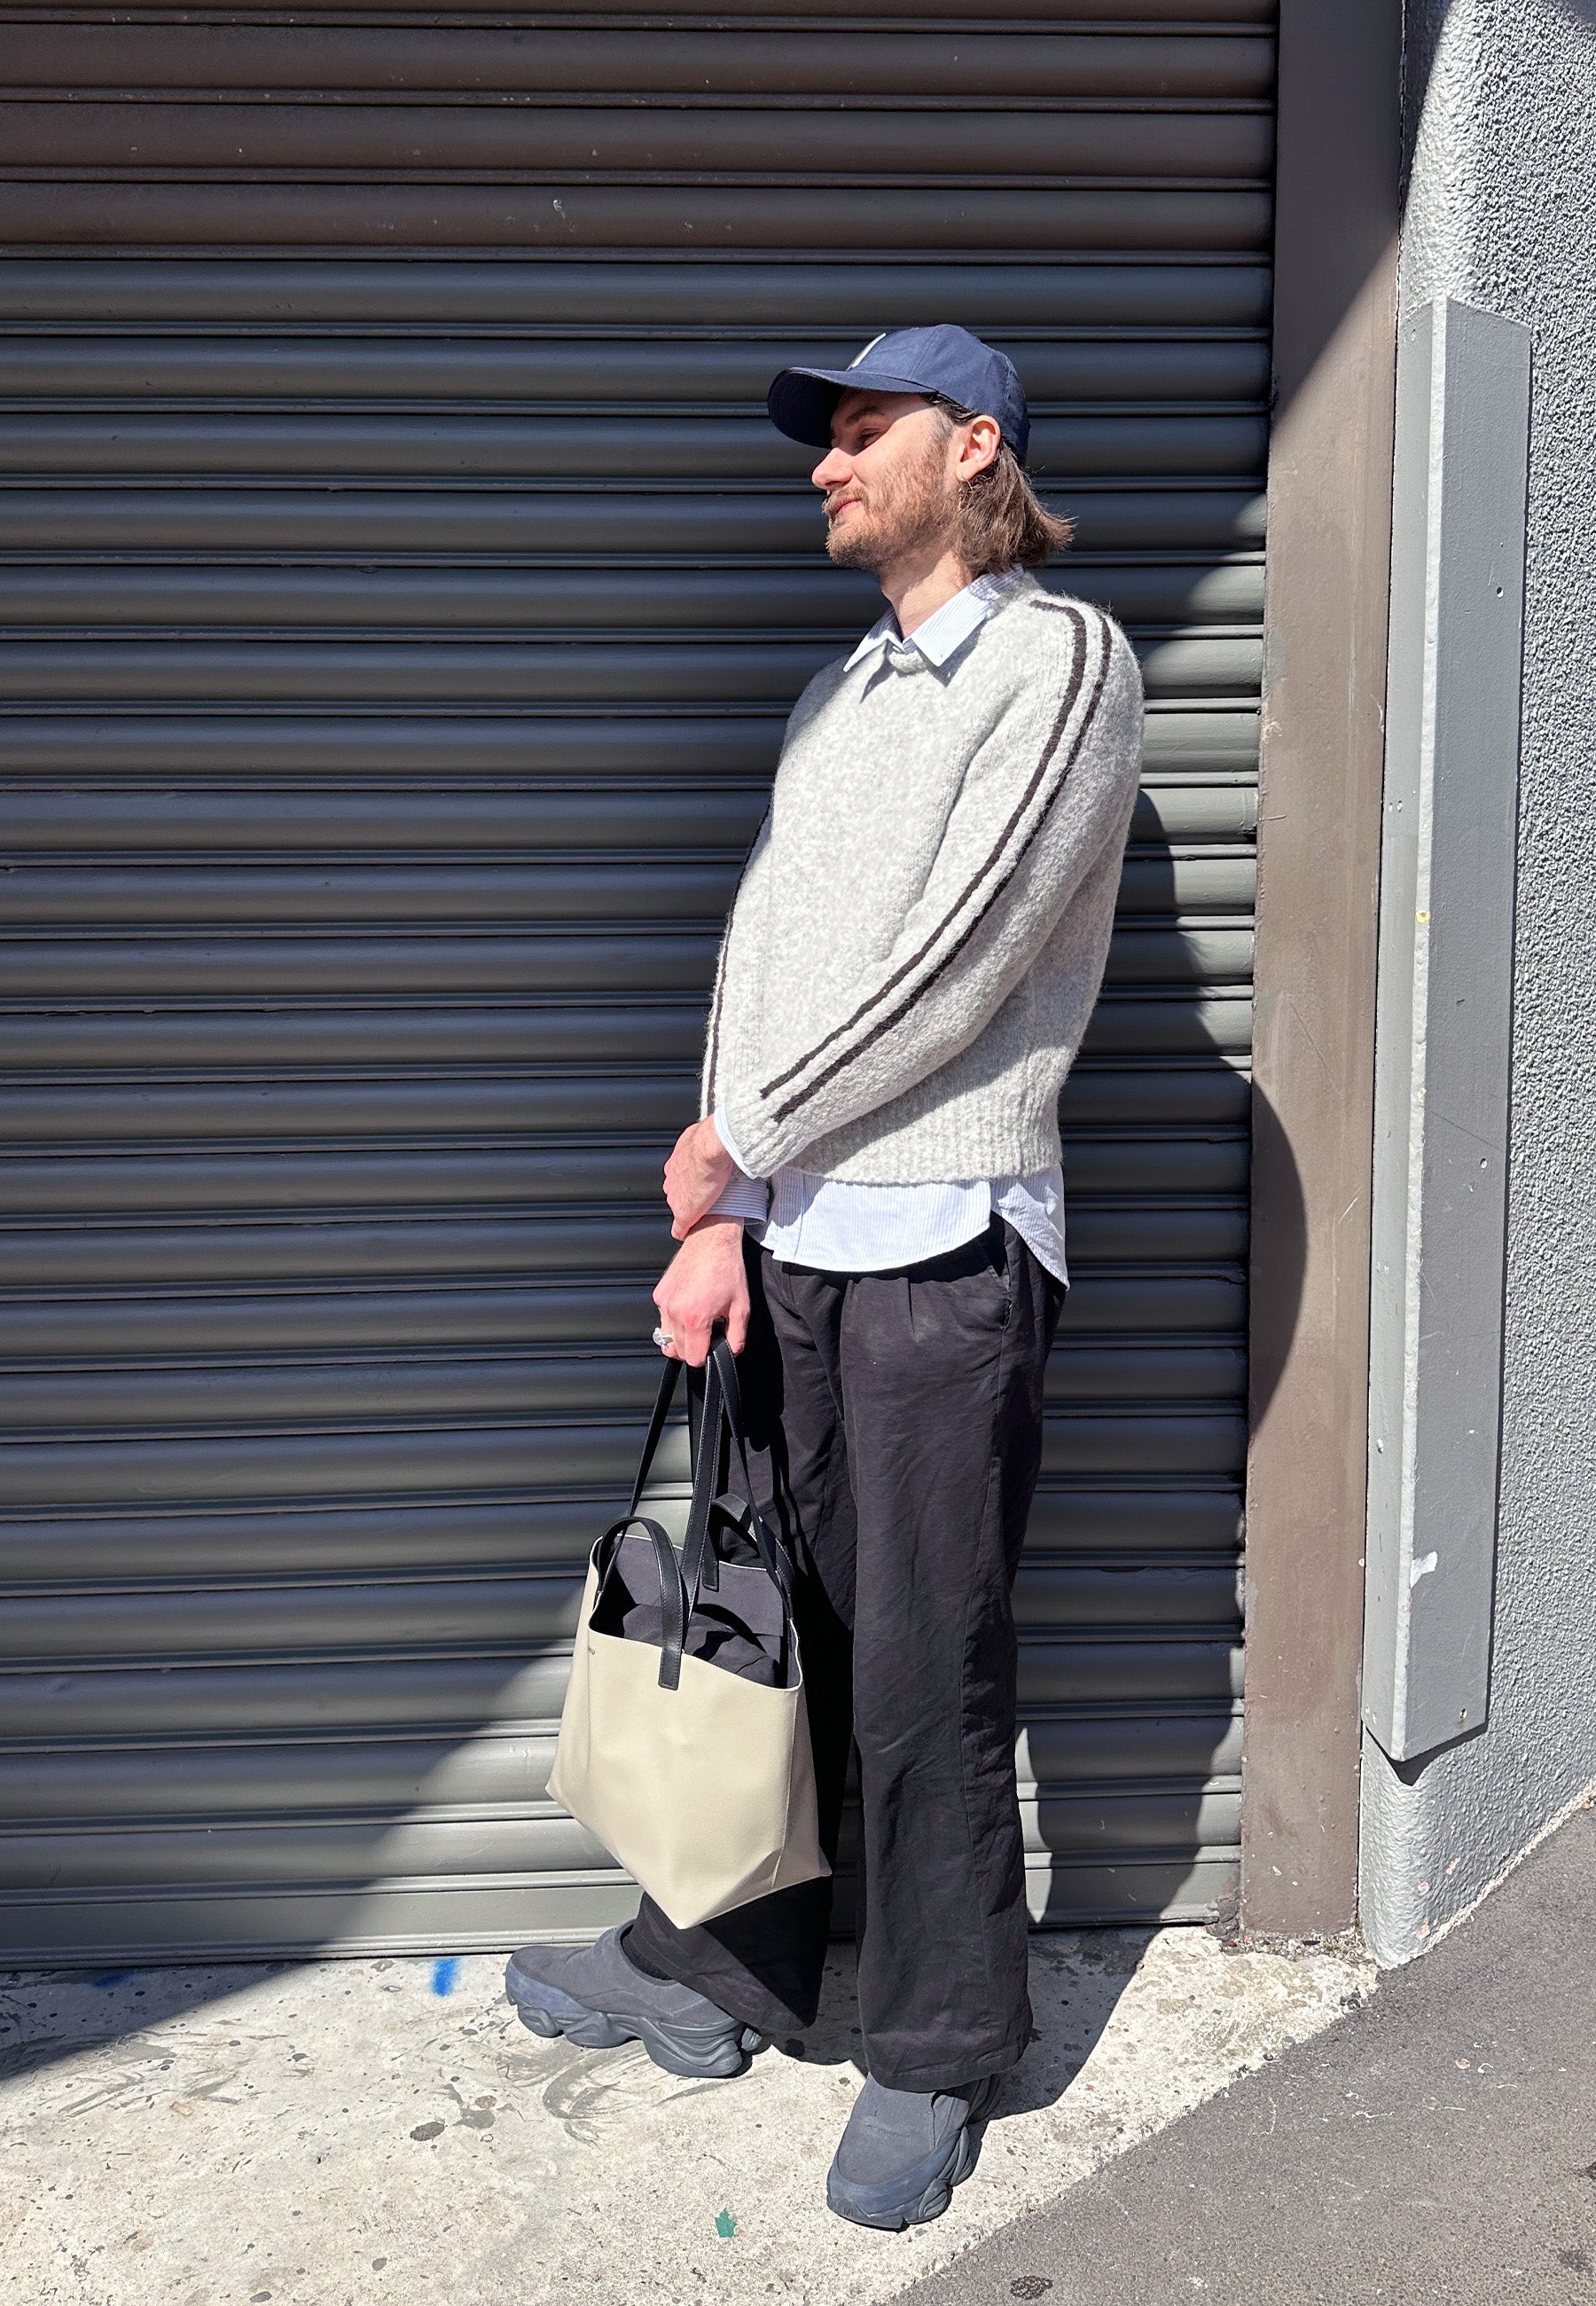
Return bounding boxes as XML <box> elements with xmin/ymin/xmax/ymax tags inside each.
<box><xmin>824</xmin><ymin>438</ymin><xmax>953</xmax><ymax>573</ymax></box>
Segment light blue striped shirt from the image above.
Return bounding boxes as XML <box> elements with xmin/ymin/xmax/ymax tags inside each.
<box><xmin>708</xmin><ymin>572</ymin><xmax>1068</xmax><ymax>1284</ymax></box>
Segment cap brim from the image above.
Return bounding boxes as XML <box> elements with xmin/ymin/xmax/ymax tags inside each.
<box><xmin>766</xmin><ymin>364</ymin><xmax>938</xmax><ymax>449</ymax></box>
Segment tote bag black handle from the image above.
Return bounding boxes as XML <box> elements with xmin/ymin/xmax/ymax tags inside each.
<box><xmin>622</xmin><ymin>1337</ymin><xmax>747</xmax><ymax>1531</ymax></box>
<box><xmin>613</xmin><ymin>1343</ymin><xmax>795</xmax><ymax>1690</ymax></box>
<box><xmin>678</xmin><ymin>1342</ymin><xmax>795</xmax><ymax>1610</ymax></box>
<box><xmin>593</xmin><ymin>1510</ymin><xmax>689</xmax><ymax>1689</ymax></box>
<box><xmin>704</xmin><ymin>1338</ymin><xmax>795</xmax><ymax>1605</ymax></box>
<box><xmin>627</xmin><ymin>1353</ymin><xmax>685</xmax><ymax>1518</ymax></box>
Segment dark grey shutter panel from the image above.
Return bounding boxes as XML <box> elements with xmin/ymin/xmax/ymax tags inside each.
<box><xmin>0</xmin><ymin>3</ymin><xmax>1264</xmax><ymax>1959</ymax></box>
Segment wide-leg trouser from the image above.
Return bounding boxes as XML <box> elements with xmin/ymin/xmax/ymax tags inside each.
<box><xmin>625</xmin><ymin>1216</ymin><xmax>1066</xmax><ymax>2092</ymax></box>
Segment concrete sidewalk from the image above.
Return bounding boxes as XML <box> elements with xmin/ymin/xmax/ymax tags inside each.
<box><xmin>904</xmin><ymin>1802</ymin><xmax>1596</xmax><ymax>2306</ymax></box>
<box><xmin>0</xmin><ymin>1919</ymin><xmax>1369</xmax><ymax>2306</ymax></box>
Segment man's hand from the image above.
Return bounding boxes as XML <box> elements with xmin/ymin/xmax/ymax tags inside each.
<box><xmin>653</xmin><ymin>1216</ymin><xmax>750</xmax><ymax>1367</ymax></box>
<box><xmin>663</xmin><ymin>1114</ymin><xmax>738</xmax><ymax>1241</ymax></box>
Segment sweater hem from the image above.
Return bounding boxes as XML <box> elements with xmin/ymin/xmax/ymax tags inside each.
<box><xmin>749</xmin><ymin>1133</ymin><xmax>1066</xmax><ymax>1190</ymax></box>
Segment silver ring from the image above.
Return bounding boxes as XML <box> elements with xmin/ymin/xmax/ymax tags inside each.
<box><xmin>652</xmin><ymin>1326</ymin><xmax>673</xmax><ymax>1347</ymax></box>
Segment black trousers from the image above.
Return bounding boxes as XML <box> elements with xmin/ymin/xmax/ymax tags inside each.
<box><xmin>626</xmin><ymin>1217</ymin><xmax>1066</xmax><ymax>2092</ymax></box>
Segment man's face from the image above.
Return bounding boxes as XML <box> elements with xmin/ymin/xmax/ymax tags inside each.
<box><xmin>810</xmin><ymin>390</ymin><xmax>953</xmax><ymax>574</ymax></box>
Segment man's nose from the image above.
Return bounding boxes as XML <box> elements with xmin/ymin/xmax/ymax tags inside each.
<box><xmin>811</xmin><ymin>446</ymin><xmax>851</xmax><ymax>490</ymax></box>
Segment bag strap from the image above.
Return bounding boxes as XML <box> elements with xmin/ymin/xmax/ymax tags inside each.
<box><xmin>706</xmin><ymin>1337</ymin><xmax>797</xmax><ymax>1605</ymax></box>
<box><xmin>627</xmin><ymin>1354</ymin><xmax>682</xmax><ymax>1518</ymax></box>
<box><xmin>596</xmin><ymin>1511</ymin><xmax>690</xmax><ymax>1691</ymax></box>
<box><xmin>622</xmin><ymin>1346</ymin><xmax>728</xmax><ymax>1588</ymax></box>
<box><xmin>616</xmin><ymin>1340</ymin><xmax>797</xmax><ymax>1683</ymax></box>
<box><xmin>677</xmin><ymin>1345</ymin><xmax>726</xmax><ymax>1604</ymax></box>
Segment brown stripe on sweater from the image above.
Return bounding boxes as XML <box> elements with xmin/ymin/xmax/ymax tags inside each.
<box><xmin>761</xmin><ymin>602</ymin><xmax>1111</xmax><ymax>1126</ymax></box>
<box><xmin>759</xmin><ymin>602</ymin><xmax>1095</xmax><ymax>1102</ymax></box>
<box><xmin>766</xmin><ymin>607</ymin><xmax>1115</xmax><ymax>1127</ymax></box>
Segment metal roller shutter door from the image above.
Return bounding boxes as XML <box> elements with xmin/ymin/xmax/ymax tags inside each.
<box><xmin>0</xmin><ymin>2</ymin><xmax>1268</xmax><ymax>1960</ymax></box>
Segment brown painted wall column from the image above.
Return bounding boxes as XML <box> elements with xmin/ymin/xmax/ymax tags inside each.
<box><xmin>1241</xmin><ymin>0</ymin><xmax>1403</xmax><ymax>1935</ymax></box>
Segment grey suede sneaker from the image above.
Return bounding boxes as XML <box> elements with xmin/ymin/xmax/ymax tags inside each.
<box><xmin>504</xmin><ymin>1926</ymin><xmax>761</xmax><ymax>2080</ymax></box>
<box><xmin>825</xmin><ymin>2073</ymin><xmax>1001</xmax><ymax>2229</ymax></box>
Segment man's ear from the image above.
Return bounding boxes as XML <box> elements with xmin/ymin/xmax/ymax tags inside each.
<box><xmin>951</xmin><ymin>412</ymin><xmax>1002</xmax><ymax>482</ymax></box>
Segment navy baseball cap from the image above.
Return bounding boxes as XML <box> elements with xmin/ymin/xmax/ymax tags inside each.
<box><xmin>767</xmin><ymin>324</ymin><xmax>1029</xmax><ymax>463</ymax></box>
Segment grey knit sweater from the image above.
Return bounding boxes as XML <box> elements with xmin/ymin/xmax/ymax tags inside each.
<box><xmin>703</xmin><ymin>572</ymin><xmax>1145</xmax><ymax>1186</ymax></box>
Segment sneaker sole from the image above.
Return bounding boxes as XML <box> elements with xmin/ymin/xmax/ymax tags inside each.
<box><xmin>505</xmin><ymin>1965</ymin><xmax>758</xmax><ymax>2082</ymax></box>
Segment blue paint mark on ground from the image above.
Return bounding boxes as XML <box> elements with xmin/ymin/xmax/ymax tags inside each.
<box><xmin>89</xmin><ymin>1973</ymin><xmax>133</xmax><ymax>1988</ymax></box>
<box><xmin>430</xmin><ymin>1957</ymin><xmax>460</xmax><ymax>1996</ymax></box>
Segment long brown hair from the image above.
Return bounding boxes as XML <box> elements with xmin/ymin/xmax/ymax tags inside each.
<box><xmin>931</xmin><ymin>397</ymin><xmax>1075</xmax><ymax>575</ymax></box>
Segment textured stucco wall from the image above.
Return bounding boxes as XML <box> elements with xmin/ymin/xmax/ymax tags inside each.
<box><xmin>1359</xmin><ymin>0</ymin><xmax>1596</xmax><ymax>1964</ymax></box>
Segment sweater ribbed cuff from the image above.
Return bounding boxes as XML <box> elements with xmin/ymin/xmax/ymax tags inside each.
<box><xmin>718</xmin><ymin>1087</ymin><xmax>803</xmax><ymax>1183</ymax></box>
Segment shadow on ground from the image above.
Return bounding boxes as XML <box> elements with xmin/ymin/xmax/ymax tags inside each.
<box><xmin>0</xmin><ymin>1926</ymin><xmax>1148</xmax><ymax>2106</ymax></box>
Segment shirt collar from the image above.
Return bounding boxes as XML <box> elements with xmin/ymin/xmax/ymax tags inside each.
<box><xmin>842</xmin><ymin>568</ymin><xmax>1025</xmax><ymax>674</ymax></box>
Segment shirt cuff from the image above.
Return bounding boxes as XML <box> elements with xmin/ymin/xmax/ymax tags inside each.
<box><xmin>708</xmin><ymin>1172</ymin><xmax>770</xmax><ymax>1222</ymax></box>
<box><xmin>707</xmin><ymin>1108</ymin><xmax>769</xmax><ymax>1221</ymax></box>
<box><xmin>711</xmin><ymin>1105</ymin><xmax>751</xmax><ymax>1174</ymax></box>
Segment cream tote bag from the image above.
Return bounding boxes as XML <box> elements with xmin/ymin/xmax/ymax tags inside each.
<box><xmin>549</xmin><ymin>1337</ymin><xmax>829</xmax><ymax>1932</ymax></box>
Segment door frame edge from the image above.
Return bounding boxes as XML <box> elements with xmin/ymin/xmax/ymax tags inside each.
<box><xmin>1239</xmin><ymin>0</ymin><xmax>1404</xmax><ymax>1939</ymax></box>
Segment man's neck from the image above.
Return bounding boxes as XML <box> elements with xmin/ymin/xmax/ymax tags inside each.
<box><xmin>878</xmin><ymin>544</ymin><xmax>975</xmax><ymax>641</ymax></box>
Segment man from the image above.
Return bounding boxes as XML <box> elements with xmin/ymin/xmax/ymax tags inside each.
<box><xmin>506</xmin><ymin>326</ymin><xmax>1144</xmax><ymax>2228</ymax></box>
